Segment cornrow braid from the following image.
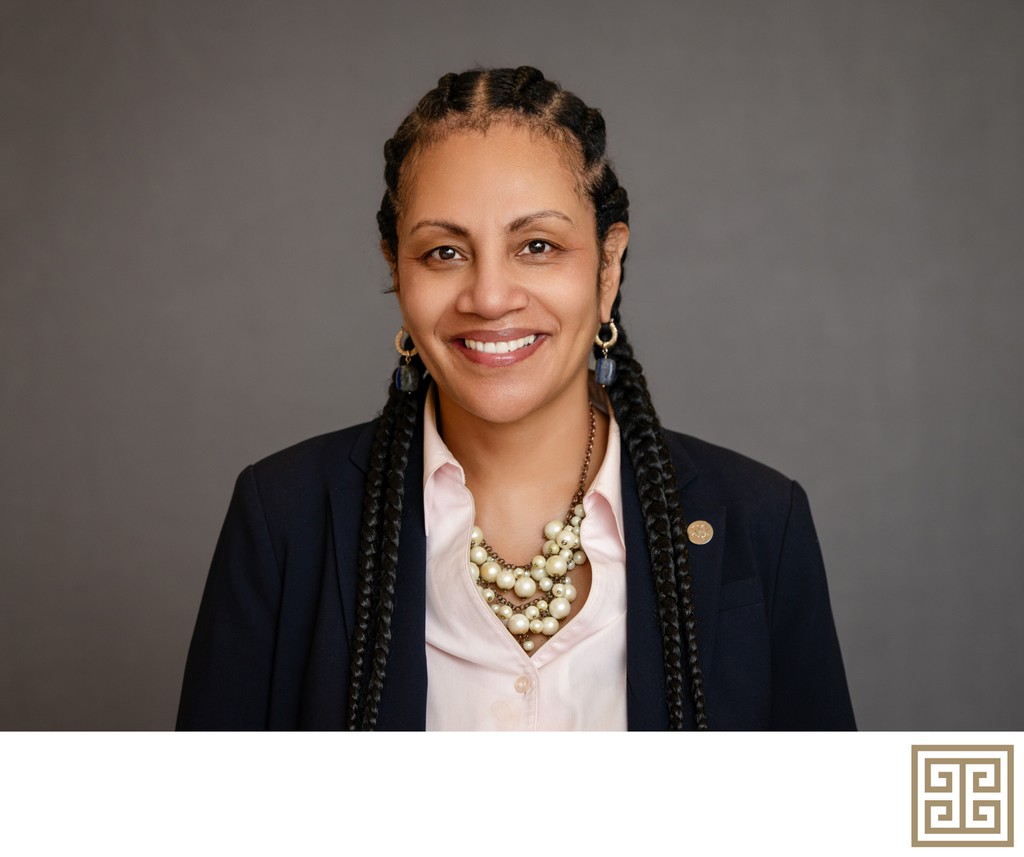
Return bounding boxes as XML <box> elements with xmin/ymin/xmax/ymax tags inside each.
<box><xmin>604</xmin><ymin>293</ymin><xmax>708</xmax><ymax>729</ymax></box>
<box><xmin>359</xmin><ymin>374</ymin><xmax>419</xmax><ymax>728</ymax></box>
<box><xmin>345</xmin><ymin>381</ymin><xmax>395</xmax><ymax>729</ymax></box>
<box><xmin>345</xmin><ymin>355</ymin><xmax>423</xmax><ymax>730</ymax></box>
<box><xmin>350</xmin><ymin>67</ymin><xmax>708</xmax><ymax>730</ymax></box>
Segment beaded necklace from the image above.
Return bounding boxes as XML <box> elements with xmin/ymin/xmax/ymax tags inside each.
<box><xmin>468</xmin><ymin>404</ymin><xmax>596</xmax><ymax>652</ymax></box>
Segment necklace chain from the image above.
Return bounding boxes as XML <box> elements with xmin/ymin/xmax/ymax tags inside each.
<box><xmin>468</xmin><ymin>404</ymin><xmax>597</xmax><ymax>653</ymax></box>
<box><xmin>476</xmin><ymin>404</ymin><xmax>594</xmax><ymax>569</ymax></box>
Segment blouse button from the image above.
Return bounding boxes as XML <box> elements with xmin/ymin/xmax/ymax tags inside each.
<box><xmin>514</xmin><ymin>675</ymin><xmax>532</xmax><ymax>694</ymax></box>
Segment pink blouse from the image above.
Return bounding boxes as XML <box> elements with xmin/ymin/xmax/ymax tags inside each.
<box><xmin>423</xmin><ymin>392</ymin><xmax>628</xmax><ymax>730</ymax></box>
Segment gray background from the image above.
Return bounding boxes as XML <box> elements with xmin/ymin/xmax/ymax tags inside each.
<box><xmin>2</xmin><ymin>0</ymin><xmax>1021</xmax><ymax>730</ymax></box>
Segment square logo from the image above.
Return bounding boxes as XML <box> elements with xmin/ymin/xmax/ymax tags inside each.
<box><xmin>912</xmin><ymin>745</ymin><xmax>1013</xmax><ymax>847</ymax></box>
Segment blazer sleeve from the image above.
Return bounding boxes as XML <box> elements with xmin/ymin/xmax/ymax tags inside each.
<box><xmin>176</xmin><ymin>466</ymin><xmax>282</xmax><ymax>730</ymax></box>
<box><xmin>769</xmin><ymin>481</ymin><xmax>856</xmax><ymax>729</ymax></box>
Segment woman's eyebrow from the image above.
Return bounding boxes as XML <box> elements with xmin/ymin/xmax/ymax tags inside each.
<box><xmin>409</xmin><ymin>210</ymin><xmax>573</xmax><ymax>238</ymax></box>
<box><xmin>506</xmin><ymin>209</ymin><xmax>573</xmax><ymax>232</ymax></box>
<box><xmin>409</xmin><ymin>219</ymin><xmax>470</xmax><ymax>238</ymax></box>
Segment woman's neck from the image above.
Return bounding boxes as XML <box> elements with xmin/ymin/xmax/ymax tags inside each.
<box><xmin>435</xmin><ymin>379</ymin><xmax>610</xmax><ymax>572</ymax></box>
<box><xmin>435</xmin><ymin>381</ymin><xmax>607</xmax><ymax>502</ymax></box>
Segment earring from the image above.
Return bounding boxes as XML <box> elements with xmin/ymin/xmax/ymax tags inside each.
<box><xmin>594</xmin><ymin>321</ymin><xmax>618</xmax><ymax>386</ymax></box>
<box><xmin>394</xmin><ymin>327</ymin><xmax>420</xmax><ymax>393</ymax></box>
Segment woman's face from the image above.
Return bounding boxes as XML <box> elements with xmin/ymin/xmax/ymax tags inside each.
<box><xmin>393</xmin><ymin>122</ymin><xmax>628</xmax><ymax>426</ymax></box>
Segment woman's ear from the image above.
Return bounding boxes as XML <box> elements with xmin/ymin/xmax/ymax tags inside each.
<box><xmin>599</xmin><ymin>222</ymin><xmax>630</xmax><ymax>319</ymax></box>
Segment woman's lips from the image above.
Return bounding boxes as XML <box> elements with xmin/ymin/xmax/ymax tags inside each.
<box><xmin>463</xmin><ymin>333</ymin><xmax>537</xmax><ymax>355</ymax></box>
<box><xmin>451</xmin><ymin>330</ymin><xmax>545</xmax><ymax>366</ymax></box>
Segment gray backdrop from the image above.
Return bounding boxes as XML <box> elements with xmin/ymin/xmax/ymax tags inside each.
<box><xmin>2</xmin><ymin>0</ymin><xmax>1021</xmax><ymax>730</ymax></box>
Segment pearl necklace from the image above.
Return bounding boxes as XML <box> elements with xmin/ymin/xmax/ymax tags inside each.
<box><xmin>468</xmin><ymin>404</ymin><xmax>596</xmax><ymax>652</ymax></box>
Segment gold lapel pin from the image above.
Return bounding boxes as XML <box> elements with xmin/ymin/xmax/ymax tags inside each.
<box><xmin>687</xmin><ymin>520</ymin><xmax>714</xmax><ymax>545</ymax></box>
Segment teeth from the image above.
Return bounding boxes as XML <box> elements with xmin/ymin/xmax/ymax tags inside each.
<box><xmin>464</xmin><ymin>335</ymin><xmax>537</xmax><ymax>354</ymax></box>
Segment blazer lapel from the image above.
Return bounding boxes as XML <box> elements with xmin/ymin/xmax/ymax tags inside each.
<box><xmin>680</xmin><ymin>501</ymin><xmax>726</xmax><ymax>685</ymax></box>
<box><xmin>664</xmin><ymin>434</ymin><xmax>726</xmax><ymax>692</ymax></box>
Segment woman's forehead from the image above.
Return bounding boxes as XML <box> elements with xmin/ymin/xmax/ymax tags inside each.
<box><xmin>398</xmin><ymin>124</ymin><xmax>592</xmax><ymax>226</ymax></box>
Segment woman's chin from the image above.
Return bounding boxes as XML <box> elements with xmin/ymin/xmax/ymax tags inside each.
<box><xmin>435</xmin><ymin>377</ymin><xmax>587</xmax><ymax>429</ymax></box>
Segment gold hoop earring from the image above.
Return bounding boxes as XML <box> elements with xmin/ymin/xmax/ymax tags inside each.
<box><xmin>394</xmin><ymin>327</ymin><xmax>418</xmax><ymax>358</ymax></box>
<box><xmin>594</xmin><ymin>321</ymin><xmax>618</xmax><ymax>386</ymax></box>
<box><xmin>394</xmin><ymin>327</ymin><xmax>420</xmax><ymax>392</ymax></box>
<box><xmin>593</xmin><ymin>321</ymin><xmax>618</xmax><ymax>351</ymax></box>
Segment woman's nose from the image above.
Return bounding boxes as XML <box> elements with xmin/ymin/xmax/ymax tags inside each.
<box><xmin>454</xmin><ymin>255</ymin><xmax>529</xmax><ymax>319</ymax></box>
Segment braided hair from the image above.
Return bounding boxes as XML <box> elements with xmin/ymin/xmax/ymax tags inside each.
<box><xmin>349</xmin><ymin>67</ymin><xmax>707</xmax><ymax>730</ymax></box>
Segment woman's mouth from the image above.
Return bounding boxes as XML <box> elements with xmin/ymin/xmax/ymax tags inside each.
<box><xmin>462</xmin><ymin>334</ymin><xmax>537</xmax><ymax>354</ymax></box>
<box><xmin>453</xmin><ymin>331</ymin><xmax>544</xmax><ymax>366</ymax></box>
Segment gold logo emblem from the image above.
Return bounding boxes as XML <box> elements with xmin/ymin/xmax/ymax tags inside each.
<box><xmin>686</xmin><ymin>520</ymin><xmax>713</xmax><ymax>545</ymax></box>
<box><xmin>912</xmin><ymin>745</ymin><xmax>1013</xmax><ymax>847</ymax></box>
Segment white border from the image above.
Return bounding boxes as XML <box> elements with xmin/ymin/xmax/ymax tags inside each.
<box><xmin>0</xmin><ymin>732</ymin><xmax>1017</xmax><ymax>855</ymax></box>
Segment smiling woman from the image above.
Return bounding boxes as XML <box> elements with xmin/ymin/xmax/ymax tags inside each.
<box><xmin>176</xmin><ymin>67</ymin><xmax>856</xmax><ymax>731</ymax></box>
<box><xmin>394</xmin><ymin>124</ymin><xmax>624</xmax><ymax>429</ymax></box>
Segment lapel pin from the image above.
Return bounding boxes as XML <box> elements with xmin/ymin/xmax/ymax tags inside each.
<box><xmin>687</xmin><ymin>520</ymin><xmax>714</xmax><ymax>545</ymax></box>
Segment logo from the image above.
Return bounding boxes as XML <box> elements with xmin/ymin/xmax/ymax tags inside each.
<box><xmin>912</xmin><ymin>745</ymin><xmax>1013</xmax><ymax>847</ymax></box>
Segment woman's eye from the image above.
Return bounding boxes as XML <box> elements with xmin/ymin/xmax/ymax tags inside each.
<box><xmin>521</xmin><ymin>240</ymin><xmax>553</xmax><ymax>255</ymax></box>
<box><xmin>428</xmin><ymin>246</ymin><xmax>463</xmax><ymax>262</ymax></box>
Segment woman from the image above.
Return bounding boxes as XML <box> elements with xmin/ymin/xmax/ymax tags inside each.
<box><xmin>177</xmin><ymin>67</ymin><xmax>855</xmax><ymax>730</ymax></box>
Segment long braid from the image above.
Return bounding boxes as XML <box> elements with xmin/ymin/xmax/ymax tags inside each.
<box><xmin>350</xmin><ymin>66</ymin><xmax>708</xmax><ymax>730</ymax></box>
<box><xmin>656</xmin><ymin>400</ymin><xmax>708</xmax><ymax>728</ymax></box>
<box><xmin>603</xmin><ymin>326</ymin><xmax>686</xmax><ymax>727</ymax></box>
<box><xmin>604</xmin><ymin>294</ymin><xmax>709</xmax><ymax>729</ymax></box>
<box><xmin>346</xmin><ymin>355</ymin><xmax>424</xmax><ymax>729</ymax></box>
<box><xmin>360</xmin><ymin>380</ymin><xmax>419</xmax><ymax>728</ymax></box>
<box><xmin>346</xmin><ymin>378</ymin><xmax>398</xmax><ymax>729</ymax></box>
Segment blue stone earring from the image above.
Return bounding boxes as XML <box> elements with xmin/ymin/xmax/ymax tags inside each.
<box><xmin>394</xmin><ymin>327</ymin><xmax>420</xmax><ymax>393</ymax></box>
<box><xmin>594</xmin><ymin>321</ymin><xmax>618</xmax><ymax>386</ymax></box>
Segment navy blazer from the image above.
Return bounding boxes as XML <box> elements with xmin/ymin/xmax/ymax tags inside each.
<box><xmin>177</xmin><ymin>405</ymin><xmax>856</xmax><ymax>730</ymax></box>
